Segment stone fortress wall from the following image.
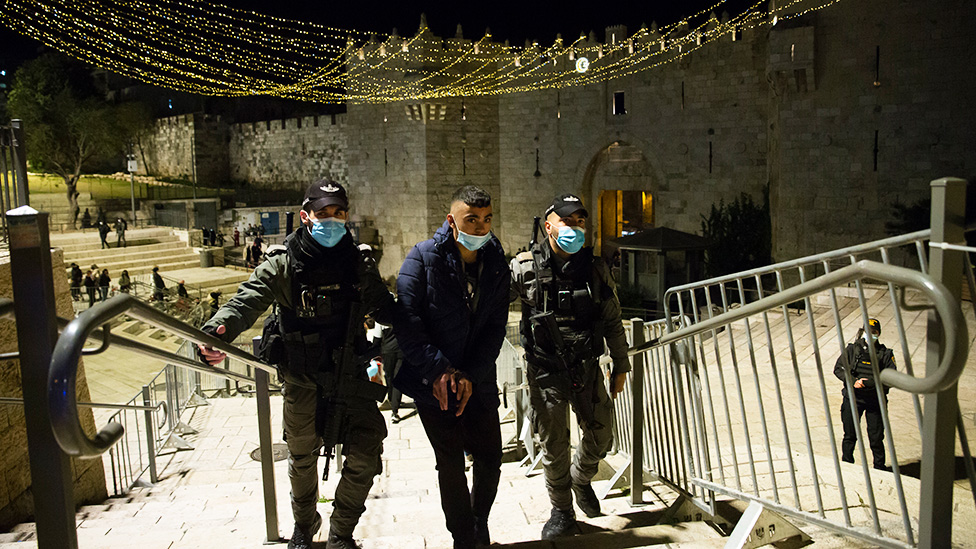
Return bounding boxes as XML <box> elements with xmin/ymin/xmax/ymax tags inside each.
<box><xmin>139</xmin><ymin>0</ymin><xmax>976</xmax><ymax>279</ymax></box>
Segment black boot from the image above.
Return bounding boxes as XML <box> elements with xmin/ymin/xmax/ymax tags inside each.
<box><xmin>326</xmin><ymin>531</ymin><xmax>362</xmax><ymax>549</ymax></box>
<box><xmin>541</xmin><ymin>508</ymin><xmax>580</xmax><ymax>540</ymax></box>
<box><xmin>288</xmin><ymin>513</ymin><xmax>322</xmax><ymax>549</ymax></box>
<box><xmin>572</xmin><ymin>482</ymin><xmax>602</xmax><ymax>518</ymax></box>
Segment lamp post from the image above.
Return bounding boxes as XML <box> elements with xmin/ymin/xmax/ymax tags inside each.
<box><xmin>127</xmin><ymin>145</ymin><xmax>137</xmax><ymax>225</ymax></box>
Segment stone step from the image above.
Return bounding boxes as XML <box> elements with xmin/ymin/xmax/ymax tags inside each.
<box><xmin>63</xmin><ymin>243</ymin><xmax>193</xmax><ymax>266</ymax></box>
<box><xmin>51</xmin><ymin>228</ymin><xmax>177</xmax><ymax>248</ymax></box>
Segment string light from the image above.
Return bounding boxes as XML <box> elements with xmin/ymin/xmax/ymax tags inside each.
<box><xmin>0</xmin><ymin>0</ymin><xmax>844</xmax><ymax>104</ymax></box>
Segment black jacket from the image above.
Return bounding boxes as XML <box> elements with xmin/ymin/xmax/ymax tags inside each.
<box><xmin>393</xmin><ymin>221</ymin><xmax>510</xmax><ymax>408</ymax></box>
<box><xmin>833</xmin><ymin>338</ymin><xmax>896</xmax><ymax>394</ymax></box>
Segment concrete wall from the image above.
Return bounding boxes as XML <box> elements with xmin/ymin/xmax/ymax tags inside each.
<box><xmin>137</xmin><ymin>0</ymin><xmax>976</xmax><ymax>278</ymax></box>
<box><xmin>0</xmin><ymin>249</ymin><xmax>107</xmax><ymax>529</ymax></box>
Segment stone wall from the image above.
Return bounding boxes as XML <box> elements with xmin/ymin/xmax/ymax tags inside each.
<box><xmin>0</xmin><ymin>249</ymin><xmax>107</xmax><ymax>530</ymax></box>
<box><xmin>140</xmin><ymin>113</ymin><xmax>229</xmax><ymax>186</ymax></box>
<box><xmin>228</xmin><ymin>114</ymin><xmax>349</xmax><ymax>192</ymax></box>
<box><xmin>138</xmin><ymin>0</ymin><xmax>976</xmax><ymax>277</ymax></box>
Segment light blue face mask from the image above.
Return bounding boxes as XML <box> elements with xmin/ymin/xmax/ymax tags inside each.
<box><xmin>309</xmin><ymin>218</ymin><xmax>346</xmax><ymax>248</ymax></box>
<box><xmin>456</xmin><ymin>228</ymin><xmax>491</xmax><ymax>251</ymax></box>
<box><xmin>555</xmin><ymin>226</ymin><xmax>585</xmax><ymax>254</ymax></box>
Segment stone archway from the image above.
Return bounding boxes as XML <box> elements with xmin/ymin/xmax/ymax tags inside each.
<box><xmin>578</xmin><ymin>140</ymin><xmax>660</xmax><ymax>255</ymax></box>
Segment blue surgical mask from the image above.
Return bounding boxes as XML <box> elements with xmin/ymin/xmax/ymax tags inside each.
<box><xmin>309</xmin><ymin>218</ymin><xmax>346</xmax><ymax>248</ymax></box>
<box><xmin>554</xmin><ymin>226</ymin><xmax>585</xmax><ymax>254</ymax></box>
<box><xmin>456</xmin><ymin>228</ymin><xmax>491</xmax><ymax>251</ymax></box>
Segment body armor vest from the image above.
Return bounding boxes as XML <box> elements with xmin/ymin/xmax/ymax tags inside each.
<box><xmin>277</xmin><ymin>235</ymin><xmax>360</xmax><ymax>375</ymax></box>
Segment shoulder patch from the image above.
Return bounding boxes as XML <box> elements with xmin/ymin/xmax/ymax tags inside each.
<box><xmin>265</xmin><ymin>244</ymin><xmax>287</xmax><ymax>257</ymax></box>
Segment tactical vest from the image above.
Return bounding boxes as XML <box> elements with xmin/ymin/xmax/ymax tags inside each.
<box><xmin>276</xmin><ymin>239</ymin><xmax>361</xmax><ymax>376</ymax></box>
<box><xmin>523</xmin><ymin>245</ymin><xmax>604</xmax><ymax>363</ymax></box>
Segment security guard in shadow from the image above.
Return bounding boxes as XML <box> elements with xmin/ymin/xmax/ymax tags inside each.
<box><xmin>510</xmin><ymin>193</ymin><xmax>630</xmax><ymax>540</ymax></box>
<box><xmin>833</xmin><ymin>318</ymin><xmax>896</xmax><ymax>471</ymax></box>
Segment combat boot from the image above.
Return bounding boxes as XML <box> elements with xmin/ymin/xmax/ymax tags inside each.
<box><xmin>572</xmin><ymin>482</ymin><xmax>602</xmax><ymax>517</ymax></box>
<box><xmin>541</xmin><ymin>507</ymin><xmax>580</xmax><ymax>540</ymax></box>
<box><xmin>474</xmin><ymin>517</ymin><xmax>490</xmax><ymax>546</ymax></box>
<box><xmin>326</xmin><ymin>531</ymin><xmax>362</xmax><ymax>549</ymax></box>
<box><xmin>287</xmin><ymin>513</ymin><xmax>322</xmax><ymax>549</ymax></box>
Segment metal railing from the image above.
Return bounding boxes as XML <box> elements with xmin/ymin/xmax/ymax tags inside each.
<box><xmin>0</xmin><ymin>119</ymin><xmax>30</xmax><ymax>245</ymax></box>
<box><xmin>605</xmin><ymin>178</ymin><xmax>971</xmax><ymax>548</ymax></box>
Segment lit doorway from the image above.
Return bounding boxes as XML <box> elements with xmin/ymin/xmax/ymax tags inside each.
<box><xmin>598</xmin><ymin>190</ymin><xmax>653</xmax><ymax>250</ymax></box>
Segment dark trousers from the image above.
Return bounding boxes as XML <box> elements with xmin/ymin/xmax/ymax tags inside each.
<box><xmin>382</xmin><ymin>352</ymin><xmax>403</xmax><ymax>415</ymax></box>
<box><xmin>841</xmin><ymin>390</ymin><xmax>887</xmax><ymax>468</ymax></box>
<box><xmin>86</xmin><ymin>287</ymin><xmax>96</xmax><ymax>307</ymax></box>
<box><xmin>417</xmin><ymin>392</ymin><xmax>502</xmax><ymax>549</ymax></box>
<box><xmin>282</xmin><ymin>373</ymin><xmax>386</xmax><ymax>537</ymax></box>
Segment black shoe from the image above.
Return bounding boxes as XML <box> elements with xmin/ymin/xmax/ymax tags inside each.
<box><xmin>541</xmin><ymin>508</ymin><xmax>579</xmax><ymax>540</ymax></box>
<box><xmin>288</xmin><ymin>514</ymin><xmax>322</xmax><ymax>549</ymax></box>
<box><xmin>475</xmin><ymin>519</ymin><xmax>490</xmax><ymax>546</ymax></box>
<box><xmin>842</xmin><ymin>456</ymin><xmax>854</xmax><ymax>464</ymax></box>
<box><xmin>874</xmin><ymin>464</ymin><xmax>892</xmax><ymax>472</ymax></box>
<box><xmin>326</xmin><ymin>532</ymin><xmax>361</xmax><ymax>549</ymax></box>
<box><xmin>572</xmin><ymin>482</ymin><xmax>602</xmax><ymax>518</ymax></box>
<box><xmin>391</xmin><ymin>413</ymin><xmax>401</xmax><ymax>424</ymax></box>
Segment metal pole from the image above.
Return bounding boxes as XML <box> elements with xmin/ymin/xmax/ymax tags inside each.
<box><xmin>130</xmin><ymin>171</ymin><xmax>137</xmax><ymax>225</ymax></box>
<box><xmin>9</xmin><ymin>120</ymin><xmax>30</xmax><ymax>207</ymax></box>
<box><xmin>142</xmin><ymin>386</ymin><xmax>158</xmax><ymax>484</ymax></box>
<box><xmin>630</xmin><ymin>318</ymin><xmax>645</xmax><ymax>506</ymax></box>
<box><xmin>8</xmin><ymin>209</ymin><xmax>77</xmax><ymax>548</ymax></box>
<box><xmin>918</xmin><ymin>177</ymin><xmax>966</xmax><ymax>548</ymax></box>
<box><xmin>253</xmin><ymin>337</ymin><xmax>280</xmax><ymax>542</ymax></box>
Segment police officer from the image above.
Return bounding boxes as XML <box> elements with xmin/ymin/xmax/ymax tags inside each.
<box><xmin>833</xmin><ymin>318</ymin><xmax>896</xmax><ymax>471</ymax></box>
<box><xmin>198</xmin><ymin>180</ymin><xmax>394</xmax><ymax>549</ymax></box>
<box><xmin>510</xmin><ymin>193</ymin><xmax>630</xmax><ymax>540</ymax></box>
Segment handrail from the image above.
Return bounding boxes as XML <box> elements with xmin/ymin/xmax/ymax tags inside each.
<box><xmin>664</xmin><ymin>229</ymin><xmax>931</xmax><ymax>296</ymax></box>
<box><xmin>50</xmin><ymin>292</ymin><xmax>274</xmax><ymax>458</ymax></box>
<box><xmin>631</xmin><ymin>260</ymin><xmax>968</xmax><ymax>395</ymax></box>
<box><xmin>0</xmin><ymin>396</ymin><xmax>162</xmax><ymax>412</ymax></box>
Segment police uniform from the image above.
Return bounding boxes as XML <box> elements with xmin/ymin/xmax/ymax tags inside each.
<box><xmin>203</xmin><ymin>181</ymin><xmax>393</xmax><ymax>549</ymax></box>
<box><xmin>510</xmin><ymin>195</ymin><xmax>630</xmax><ymax>535</ymax></box>
<box><xmin>832</xmin><ymin>319</ymin><xmax>896</xmax><ymax>470</ymax></box>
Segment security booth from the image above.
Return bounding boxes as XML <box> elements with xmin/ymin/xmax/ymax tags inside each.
<box><xmin>604</xmin><ymin>227</ymin><xmax>708</xmax><ymax>319</ymax></box>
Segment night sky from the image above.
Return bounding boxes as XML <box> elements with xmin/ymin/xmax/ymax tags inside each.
<box><xmin>0</xmin><ymin>0</ymin><xmax>759</xmax><ymax>73</ymax></box>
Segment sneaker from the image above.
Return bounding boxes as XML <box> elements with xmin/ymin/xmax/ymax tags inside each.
<box><xmin>541</xmin><ymin>508</ymin><xmax>579</xmax><ymax>540</ymax></box>
<box><xmin>288</xmin><ymin>513</ymin><xmax>322</xmax><ymax>549</ymax></box>
<box><xmin>475</xmin><ymin>519</ymin><xmax>490</xmax><ymax>546</ymax></box>
<box><xmin>572</xmin><ymin>482</ymin><xmax>602</xmax><ymax>518</ymax></box>
<box><xmin>326</xmin><ymin>532</ymin><xmax>362</xmax><ymax>549</ymax></box>
<box><xmin>391</xmin><ymin>413</ymin><xmax>402</xmax><ymax>424</ymax></box>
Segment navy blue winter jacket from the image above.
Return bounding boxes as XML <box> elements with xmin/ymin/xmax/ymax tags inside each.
<box><xmin>393</xmin><ymin>220</ymin><xmax>511</xmax><ymax>409</ymax></box>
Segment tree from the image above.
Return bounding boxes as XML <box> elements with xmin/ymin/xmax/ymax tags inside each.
<box><xmin>7</xmin><ymin>53</ymin><xmax>150</xmax><ymax>227</ymax></box>
<box><xmin>700</xmin><ymin>187</ymin><xmax>772</xmax><ymax>279</ymax></box>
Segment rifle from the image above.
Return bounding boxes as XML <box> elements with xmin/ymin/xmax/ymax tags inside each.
<box><xmin>530</xmin><ymin>216</ymin><xmax>541</xmax><ymax>248</ymax></box>
<box><xmin>316</xmin><ymin>301</ymin><xmax>386</xmax><ymax>481</ymax></box>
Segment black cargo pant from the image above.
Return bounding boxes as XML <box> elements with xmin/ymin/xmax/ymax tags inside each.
<box><xmin>840</xmin><ymin>388</ymin><xmax>887</xmax><ymax>468</ymax></box>
<box><xmin>527</xmin><ymin>359</ymin><xmax>614</xmax><ymax>511</ymax></box>
<box><xmin>417</xmin><ymin>391</ymin><xmax>502</xmax><ymax>549</ymax></box>
<box><xmin>282</xmin><ymin>373</ymin><xmax>387</xmax><ymax>538</ymax></box>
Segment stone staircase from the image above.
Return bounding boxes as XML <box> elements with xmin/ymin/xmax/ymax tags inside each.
<box><xmin>30</xmin><ymin>191</ymin><xmax>98</xmax><ymax>233</ymax></box>
<box><xmin>0</xmin><ymin>396</ymin><xmax>733</xmax><ymax>549</ymax></box>
<box><xmin>52</xmin><ymin>227</ymin><xmax>201</xmax><ymax>278</ymax></box>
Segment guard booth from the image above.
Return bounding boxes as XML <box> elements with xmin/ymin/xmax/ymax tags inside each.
<box><xmin>604</xmin><ymin>226</ymin><xmax>708</xmax><ymax>318</ymax></box>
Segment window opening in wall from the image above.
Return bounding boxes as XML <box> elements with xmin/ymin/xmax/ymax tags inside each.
<box><xmin>874</xmin><ymin>46</ymin><xmax>881</xmax><ymax>87</ymax></box>
<box><xmin>534</xmin><ymin>149</ymin><xmax>541</xmax><ymax>177</ymax></box>
<box><xmin>281</xmin><ymin>118</ymin><xmax>287</xmax><ymax>130</ymax></box>
<box><xmin>462</xmin><ymin>148</ymin><xmax>467</xmax><ymax>176</ymax></box>
<box><xmin>384</xmin><ymin>148</ymin><xmax>388</xmax><ymax>177</ymax></box>
<box><xmin>266</xmin><ymin>120</ymin><xmax>271</xmax><ymax>131</ymax></box>
<box><xmin>873</xmin><ymin>130</ymin><xmax>879</xmax><ymax>172</ymax></box>
<box><xmin>708</xmin><ymin>141</ymin><xmax>713</xmax><ymax>173</ymax></box>
<box><xmin>331</xmin><ymin>114</ymin><xmax>337</xmax><ymax>125</ymax></box>
<box><xmin>613</xmin><ymin>91</ymin><xmax>626</xmax><ymax>115</ymax></box>
<box><xmin>313</xmin><ymin>116</ymin><xmax>319</xmax><ymax>127</ymax></box>
<box><xmin>681</xmin><ymin>81</ymin><xmax>685</xmax><ymax>110</ymax></box>
<box><xmin>297</xmin><ymin>117</ymin><xmax>302</xmax><ymax>129</ymax></box>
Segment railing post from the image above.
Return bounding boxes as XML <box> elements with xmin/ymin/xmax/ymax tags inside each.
<box><xmin>142</xmin><ymin>385</ymin><xmax>158</xmax><ymax>484</ymax></box>
<box><xmin>631</xmin><ymin>318</ymin><xmax>645</xmax><ymax>506</ymax></box>
<box><xmin>9</xmin><ymin>120</ymin><xmax>30</xmax><ymax>207</ymax></box>
<box><xmin>7</xmin><ymin>209</ymin><xmax>77</xmax><ymax>548</ymax></box>
<box><xmin>918</xmin><ymin>177</ymin><xmax>966</xmax><ymax>548</ymax></box>
<box><xmin>253</xmin><ymin>337</ymin><xmax>280</xmax><ymax>543</ymax></box>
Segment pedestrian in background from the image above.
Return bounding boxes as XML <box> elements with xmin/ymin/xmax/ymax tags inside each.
<box><xmin>98</xmin><ymin>269</ymin><xmax>111</xmax><ymax>301</ymax></box>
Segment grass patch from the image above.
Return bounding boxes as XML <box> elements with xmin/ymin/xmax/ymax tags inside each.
<box><xmin>17</xmin><ymin>172</ymin><xmax>231</xmax><ymax>200</ymax></box>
